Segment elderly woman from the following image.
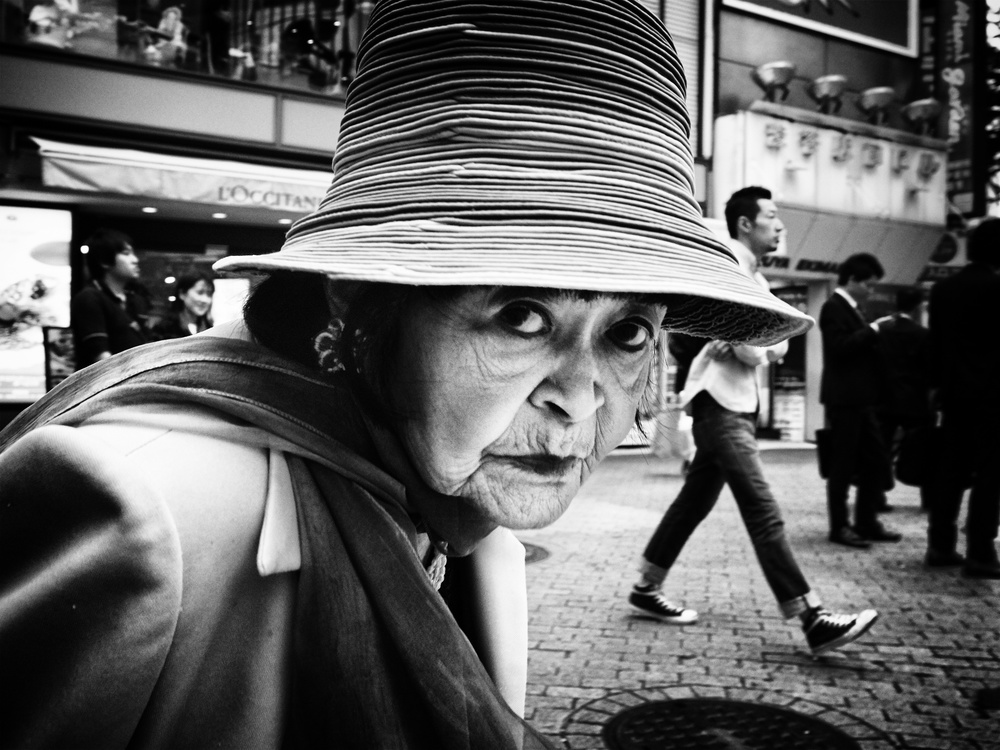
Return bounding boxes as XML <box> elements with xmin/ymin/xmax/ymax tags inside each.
<box><xmin>0</xmin><ymin>0</ymin><xmax>810</xmax><ymax>748</ymax></box>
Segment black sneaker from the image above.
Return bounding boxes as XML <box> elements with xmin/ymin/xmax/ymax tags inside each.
<box><xmin>628</xmin><ymin>587</ymin><xmax>698</xmax><ymax>624</ymax></box>
<box><xmin>803</xmin><ymin>609</ymin><xmax>878</xmax><ymax>655</ymax></box>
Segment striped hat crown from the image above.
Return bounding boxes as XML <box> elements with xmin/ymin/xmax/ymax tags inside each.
<box><xmin>215</xmin><ymin>0</ymin><xmax>812</xmax><ymax>344</ymax></box>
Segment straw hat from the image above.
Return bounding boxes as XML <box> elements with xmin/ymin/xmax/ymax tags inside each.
<box><xmin>214</xmin><ymin>0</ymin><xmax>812</xmax><ymax>344</ymax></box>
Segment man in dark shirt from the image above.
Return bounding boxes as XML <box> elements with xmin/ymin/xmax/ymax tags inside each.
<box><xmin>926</xmin><ymin>218</ymin><xmax>1000</xmax><ymax>578</ymax></box>
<box><xmin>875</xmin><ymin>287</ymin><xmax>932</xmax><ymax>509</ymax></box>
<box><xmin>70</xmin><ymin>229</ymin><xmax>150</xmax><ymax>369</ymax></box>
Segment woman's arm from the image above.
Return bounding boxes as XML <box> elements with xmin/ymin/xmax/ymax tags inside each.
<box><xmin>465</xmin><ymin>527</ymin><xmax>528</xmax><ymax>717</ymax></box>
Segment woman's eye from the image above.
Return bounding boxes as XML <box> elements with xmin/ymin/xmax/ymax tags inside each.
<box><xmin>609</xmin><ymin>319</ymin><xmax>653</xmax><ymax>352</ymax></box>
<box><xmin>497</xmin><ymin>302</ymin><xmax>550</xmax><ymax>336</ymax></box>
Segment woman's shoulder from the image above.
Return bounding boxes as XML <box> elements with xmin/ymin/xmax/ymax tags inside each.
<box><xmin>1</xmin><ymin>408</ymin><xmax>273</xmax><ymax>569</ymax></box>
<box><xmin>0</xmin><ymin>424</ymin><xmax>185</xmax><ymax>746</ymax></box>
<box><xmin>74</xmin><ymin>405</ymin><xmax>273</xmax><ymax>531</ymax></box>
<box><xmin>0</xmin><ymin>423</ymin><xmax>185</xmax><ymax>590</ymax></box>
<box><xmin>0</xmin><ymin>418</ymin><xmax>292</xmax><ymax>746</ymax></box>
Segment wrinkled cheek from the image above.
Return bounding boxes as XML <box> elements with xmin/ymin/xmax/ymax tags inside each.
<box><xmin>598</xmin><ymin>391</ymin><xmax>641</xmax><ymax>452</ymax></box>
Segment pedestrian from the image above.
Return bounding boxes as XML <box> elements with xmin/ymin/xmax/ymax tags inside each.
<box><xmin>925</xmin><ymin>217</ymin><xmax>1000</xmax><ymax>578</ymax></box>
<box><xmin>874</xmin><ymin>287</ymin><xmax>932</xmax><ymax>510</ymax></box>
<box><xmin>0</xmin><ymin>2</ymin><xmax>812</xmax><ymax>748</ymax></box>
<box><xmin>151</xmin><ymin>271</ymin><xmax>215</xmax><ymax>339</ymax></box>
<box><xmin>629</xmin><ymin>186</ymin><xmax>877</xmax><ymax>656</ymax></box>
<box><xmin>70</xmin><ymin>228</ymin><xmax>151</xmax><ymax>369</ymax></box>
<box><xmin>819</xmin><ymin>252</ymin><xmax>901</xmax><ymax>547</ymax></box>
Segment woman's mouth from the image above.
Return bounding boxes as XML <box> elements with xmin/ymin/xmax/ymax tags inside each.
<box><xmin>501</xmin><ymin>454</ymin><xmax>582</xmax><ymax>477</ymax></box>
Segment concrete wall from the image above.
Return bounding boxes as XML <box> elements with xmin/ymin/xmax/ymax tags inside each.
<box><xmin>0</xmin><ymin>51</ymin><xmax>345</xmax><ymax>156</ymax></box>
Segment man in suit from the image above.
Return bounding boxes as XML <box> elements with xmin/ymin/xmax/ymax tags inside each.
<box><xmin>926</xmin><ymin>218</ymin><xmax>1000</xmax><ymax>578</ymax></box>
<box><xmin>875</xmin><ymin>287</ymin><xmax>932</xmax><ymax>510</ymax></box>
<box><xmin>819</xmin><ymin>253</ymin><xmax>901</xmax><ymax>547</ymax></box>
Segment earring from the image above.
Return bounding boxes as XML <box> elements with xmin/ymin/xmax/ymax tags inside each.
<box><xmin>314</xmin><ymin>318</ymin><xmax>346</xmax><ymax>374</ymax></box>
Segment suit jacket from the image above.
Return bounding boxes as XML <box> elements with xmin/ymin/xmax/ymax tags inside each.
<box><xmin>929</xmin><ymin>261</ymin><xmax>1000</xmax><ymax>412</ymax></box>
<box><xmin>819</xmin><ymin>291</ymin><xmax>887</xmax><ymax>407</ymax></box>
<box><xmin>877</xmin><ymin>313</ymin><xmax>931</xmax><ymax>418</ymax></box>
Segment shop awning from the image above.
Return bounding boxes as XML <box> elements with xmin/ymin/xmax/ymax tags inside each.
<box><xmin>32</xmin><ymin>138</ymin><xmax>332</xmax><ymax>214</ymax></box>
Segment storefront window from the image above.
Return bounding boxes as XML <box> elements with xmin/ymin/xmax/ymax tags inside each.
<box><xmin>0</xmin><ymin>206</ymin><xmax>72</xmax><ymax>402</ymax></box>
<box><xmin>3</xmin><ymin>0</ymin><xmax>373</xmax><ymax>97</ymax></box>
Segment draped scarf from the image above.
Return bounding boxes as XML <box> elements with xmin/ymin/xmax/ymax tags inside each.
<box><xmin>0</xmin><ymin>336</ymin><xmax>558</xmax><ymax>749</ymax></box>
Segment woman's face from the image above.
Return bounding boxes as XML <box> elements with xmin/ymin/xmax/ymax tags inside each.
<box><xmin>390</xmin><ymin>287</ymin><xmax>666</xmax><ymax>529</ymax></box>
<box><xmin>180</xmin><ymin>279</ymin><xmax>214</xmax><ymax>318</ymax></box>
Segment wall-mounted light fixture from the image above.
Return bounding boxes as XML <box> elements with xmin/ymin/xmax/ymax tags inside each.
<box><xmin>807</xmin><ymin>75</ymin><xmax>847</xmax><ymax>115</ymax></box>
<box><xmin>856</xmin><ymin>86</ymin><xmax>896</xmax><ymax>126</ymax></box>
<box><xmin>901</xmin><ymin>98</ymin><xmax>943</xmax><ymax>136</ymax></box>
<box><xmin>751</xmin><ymin>61</ymin><xmax>796</xmax><ymax>103</ymax></box>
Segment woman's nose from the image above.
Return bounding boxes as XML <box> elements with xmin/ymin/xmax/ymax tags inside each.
<box><xmin>530</xmin><ymin>350</ymin><xmax>605</xmax><ymax>422</ymax></box>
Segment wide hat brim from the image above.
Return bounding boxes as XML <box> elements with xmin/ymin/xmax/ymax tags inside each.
<box><xmin>213</xmin><ymin>0</ymin><xmax>813</xmax><ymax>345</ymax></box>
<box><xmin>215</xmin><ymin>222</ymin><xmax>811</xmax><ymax>344</ymax></box>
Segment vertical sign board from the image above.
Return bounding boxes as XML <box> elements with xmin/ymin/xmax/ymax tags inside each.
<box><xmin>937</xmin><ymin>0</ymin><xmax>985</xmax><ymax>216</ymax></box>
<box><xmin>918</xmin><ymin>0</ymin><xmax>939</xmax><ymax>100</ymax></box>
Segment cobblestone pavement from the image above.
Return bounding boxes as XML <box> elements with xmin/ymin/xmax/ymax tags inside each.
<box><xmin>516</xmin><ymin>446</ymin><xmax>1000</xmax><ymax>749</ymax></box>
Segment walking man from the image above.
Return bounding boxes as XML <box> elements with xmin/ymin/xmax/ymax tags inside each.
<box><xmin>629</xmin><ymin>186</ymin><xmax>878</xmax><ymax>655</ymax></box>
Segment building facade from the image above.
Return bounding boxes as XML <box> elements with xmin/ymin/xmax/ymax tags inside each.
<box><xmin>0</xmin><ymin>0</ymin><xmax>986</xmax><ymax>437</ymax></box>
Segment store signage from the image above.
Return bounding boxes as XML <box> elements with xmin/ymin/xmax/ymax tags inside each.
<box><xmin>721</xmin><ymin>110</ymin><xmax>947</xmax><ymax>224</ymax></box>
<box><xmin>33</xmin><ymin>138</ymin><xmax>331</xmax><ymax>217</ymax></box>
<box><xmin>759</xmin><ymin>255</ymin><xmax>790</xmax><ymax>270</ymax></box>
<box><xmin>936</xmin><ymin>0</ymin><xmax>983</xmax><ymax>215</ymax></box>
<box><xmin>794</xmin><ymin>259</ymin><xmax>841</xmax><ymax>274</ymax></box>
<box><xmin>215</xmin><ymin>185</ymin><xmax>321</xmax><ymax>212</ymax></box>
<box><xmin>42</xmin><ymin>162</ymin><xmax>327</xmax><ymax>215</ymax></box>
<box><xmin>722</xmin><ymin>0</ymin><xmax>918</xmax><ymax>56</ymax></box>
<box><xmin>711</xmin><ymin>108</ymin><xmax>952</xmax><ymax>285</ymax></box>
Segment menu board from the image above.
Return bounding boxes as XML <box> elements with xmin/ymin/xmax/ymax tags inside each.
<box><xmin>0</xmin><ymin>206</ymin><xmax>72</xmax><ymax>402</ymax></box>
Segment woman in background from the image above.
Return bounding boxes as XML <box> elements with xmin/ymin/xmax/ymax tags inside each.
<box><xmin>152</xmin><ymin>272</ymin><xmax>214</xmax><ymax>339</ymax></box>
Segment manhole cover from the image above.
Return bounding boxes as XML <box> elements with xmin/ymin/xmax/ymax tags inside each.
<box><xmin>602</xmin><ymin>698</ymin><xmax>861</xmax><ymax>750</ymax></box>
<box><xmin>523</xmin><ymin>542</ymin><xmax>550</xmax><ymax>564</ymax></box>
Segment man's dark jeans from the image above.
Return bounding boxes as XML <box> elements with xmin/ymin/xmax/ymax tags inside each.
<box><xmin>640</xmin><ymin>394</ymin><xmax>819</xmax><ymax>618</ymax></box>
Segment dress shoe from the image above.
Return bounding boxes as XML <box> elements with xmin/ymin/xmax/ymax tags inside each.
<box><xmin>925</xmin><ymin>549</ymin><xmax>965</xmax><ymax>567</ymax></box>
<box><xmin>856</xmin><ymin>524</ymin><xmax>902</xmax><ymax>543</ymax></box>
<box><xmin>974</xmin><ymin>687</ymin><xmax>1000</xmax><ymax>710</ymax></box>
<box><xmin>829</xmin><ymin>527</ymin><xmax>871</xmax><ymax>549</ymax></box>
<box><xmin>962</xmin><ymin>560</ymin><xmax>1000</xmax><ymax>579</ymax></box>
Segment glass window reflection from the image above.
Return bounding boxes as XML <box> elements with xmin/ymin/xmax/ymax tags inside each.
<box><xmin>5</xmin><ymin>0</ymin><xmax>372</xmax><ymax>96</ymax></box>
